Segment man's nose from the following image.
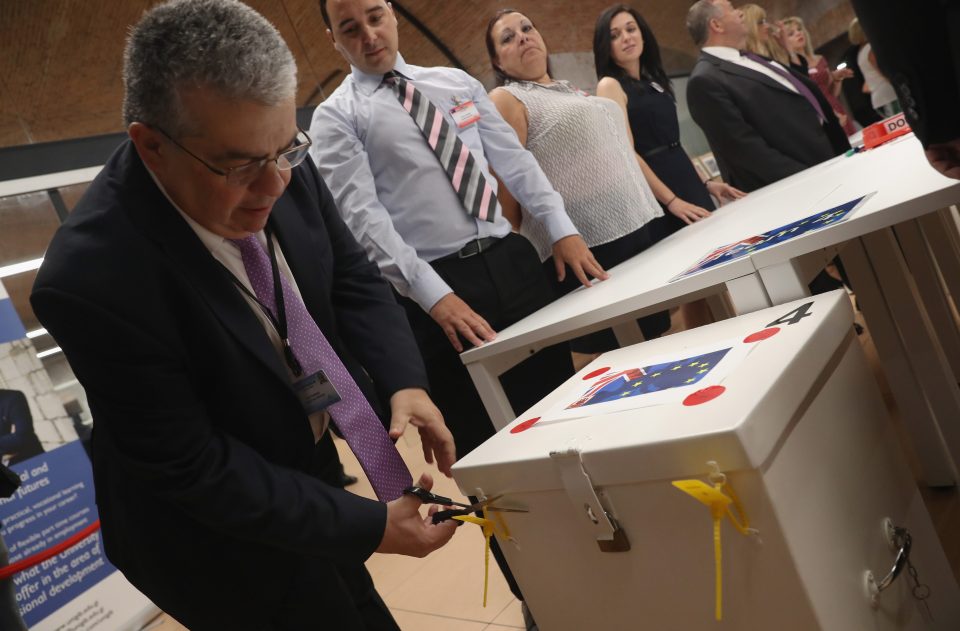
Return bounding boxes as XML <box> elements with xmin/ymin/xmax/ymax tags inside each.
<box><xmin>361</xmin><ymin>24</ymin><xmax>377</xmax><ymax>44</ymax></box>
<box><xmin>249</xmin><ymin>160</ymin><xmax>286</xmax><ymax>197</ymax></box>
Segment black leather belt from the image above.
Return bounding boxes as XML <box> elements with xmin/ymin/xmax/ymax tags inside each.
<box><xmin>435</xmin><ymin>236</ymin><xmax>502</xmax><ymax>262</ymax></box>
<box><xmin>642</xmin><ymin>141</ymin><xmax>681</xmax><ymax>159</ymax></box>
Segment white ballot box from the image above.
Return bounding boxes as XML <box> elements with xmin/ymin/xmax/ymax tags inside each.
<box><xmin>452</xmin><ymin>290</ymin><xmax>960</xmax><ymax>630</ymax></box>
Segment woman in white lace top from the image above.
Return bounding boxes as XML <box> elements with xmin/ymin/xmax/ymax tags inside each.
<box><xmin>485</xmin><ymin>9</ymin><xmax>711</xmax><ymax>344</ymax></box>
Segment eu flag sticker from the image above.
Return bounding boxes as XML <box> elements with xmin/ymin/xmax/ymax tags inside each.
<box><xmin>568</xmin><ymin>348</ymin><xmax>731</xmax><ymax>408</ymax></box>
<box><xmin>672</xmin><ymin>194</ymin><xmax>871</xmax><ymax>281</ymax></box>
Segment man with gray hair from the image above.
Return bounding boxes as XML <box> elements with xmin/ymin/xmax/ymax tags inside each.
<box><xmin>31</xmin><ymin>1</ymin><xmax>457</xmax><ymax>629</ymax></box>
<box><xmin>685</xmin><ymin>0</ymin><xmax>848</xmax><ymax>192</ymax></box>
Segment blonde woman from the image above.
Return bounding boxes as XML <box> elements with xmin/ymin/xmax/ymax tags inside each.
<box><xmin>782</xmin><ymin>16</ymin><xmax>856</xmax><ymax>135</ymax></box>
<box><xmin>740</xmin><ymin>4</ymin><xmax>789</xmax><ymax>66</ymax></box>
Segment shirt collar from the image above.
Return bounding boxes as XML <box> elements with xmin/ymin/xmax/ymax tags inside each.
<box><xmin>144</xmin><ymin>163</ymin><xmax>252</xmax><ymax>254</ymax></box>
<box><xmin>702</xmin><ymin>46</ymin><xmax>742</xmax><ymax>63</ymax></box>
<box><xmin>351</xmin><ymin>52</ymin><xmax>412</xmax><ymax>96</ymax></box>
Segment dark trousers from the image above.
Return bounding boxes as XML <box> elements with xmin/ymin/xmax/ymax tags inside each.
<box><xmin>399</xmin><ymin>233</ymin><xmax>575</xmax><ymax>458</ymax></box>
<box><xmin>399</xmin><ymin>233</ymin><xmax>576</xmax><ymax>601</ymax></box>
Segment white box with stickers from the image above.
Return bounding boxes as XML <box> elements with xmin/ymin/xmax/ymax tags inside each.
<box><xmin>452</xmin><ymin>289</ymin><xmax>960</xmax><ymax>630</ymax></box>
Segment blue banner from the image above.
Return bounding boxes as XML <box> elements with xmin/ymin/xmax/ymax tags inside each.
<box><xmin>0</xmin><ymin>443</ymin><xmax>115</xmax><ymax>627</ymax></box>
<box><xmin>0</xmin><ymin>297</ymin><xmax>27</xmax><ymax>344</ymax></box>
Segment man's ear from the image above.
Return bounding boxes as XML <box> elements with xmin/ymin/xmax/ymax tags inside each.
<box><xmin>128</xmin><ymin>122</ymin><xmax>166</xmax><ymax>172</ymax></box>
<box><xmin>709</xmin><ymin>16</ymin><xmax>723</xmax><ymax>35</ymax></box>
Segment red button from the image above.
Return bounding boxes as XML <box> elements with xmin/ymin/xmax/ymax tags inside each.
<box><xmin>743</xmin><ymin>327</ymin><xmax>780</xmax><ymax>343</ymax></box>
<box><xmin>583</xmin><ymin>367</ymin><xmax>610</xmax><ymax>380</ymax></box>
<box><xmin>510</xmin><ymin>417</ymin><xmax>541</xmax><ymax>434</ymax></box>
<box><xmin>683</xmin><ymin>385</ymin><xmax>726</xmax><ymax>406</ymax></box>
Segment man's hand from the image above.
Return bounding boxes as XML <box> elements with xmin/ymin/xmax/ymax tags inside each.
<box><xmin>667</xmin><ymin>198</ymin><xmax>712</xmax><ymax>224</ymax></box>
<box><xmin>376</xmin><ymin>473</ymin><xmax>458</xmax><ymax>556</ymax></box>
<box><xmin>553</xmin><ymin>235</ymin><xmax>608</xmax><ymax>287</ymax></box>
<box><xmin>705</xmin><ymin>180</ymin><xmax>747</xmax><ymax>205</ymax></box>
<box><xmin>925</xmin><ymin>140</ymin><xmax>960</xmax><ymax>180</ymax></box>
<box><xmin>389</xmin><ymin>388</ymin><xmax>456</xmax><ymax>476</ymax></box>
<box><xmin>429</xmin><ymin>293</ymin><xmax>497</xmax><ymax>353</ymax></box>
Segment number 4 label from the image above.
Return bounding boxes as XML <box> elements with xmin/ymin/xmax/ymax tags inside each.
<box><xmin>766</xmin><ymin>302</ymin><xmax>813</xmax><ymax>327</ymax></box>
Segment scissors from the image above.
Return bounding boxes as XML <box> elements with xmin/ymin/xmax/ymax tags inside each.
<box><xmin>402</xmin><ymin>486</ymin><xmax>528</xmax><ymax>524</ymax></box>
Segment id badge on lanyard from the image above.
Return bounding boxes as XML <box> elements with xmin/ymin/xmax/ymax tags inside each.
<box><xmin>294</xmin><ymin>370</ymin><xmax>342</xmax><ymax>414</ymax></box>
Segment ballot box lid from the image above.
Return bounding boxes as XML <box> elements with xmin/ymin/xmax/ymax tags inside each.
<box><xmin>452</xmin><ymin>290</ymin><xmax>855</xmax><ymax>496</ymax></box>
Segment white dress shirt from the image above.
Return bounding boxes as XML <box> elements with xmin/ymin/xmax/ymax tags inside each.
<box><xmin>703</xmin><ymin>46</ymin><xmax>799</xmax><ymax>94</ymax></box>
<box><xmin>309</xmin><ymin>53</ymin><xmax>578</xmax><ymax>312</ymax></box>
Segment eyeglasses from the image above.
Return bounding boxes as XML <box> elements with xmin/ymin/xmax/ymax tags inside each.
<box><xmin>155</xmin><ymin>126</ymin><xmax>312</xmax><ymax>187</ymax></box>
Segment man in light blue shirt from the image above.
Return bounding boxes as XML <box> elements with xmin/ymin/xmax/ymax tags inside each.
<box><xmin>310</xmin><ymin>0</ymin><xmax>605</xmax><ymax>458</ymax></box>
<box><xmin>311</xmin><ymin>3</ymin><xmax>604</xmax><ymax>621</ymax></box>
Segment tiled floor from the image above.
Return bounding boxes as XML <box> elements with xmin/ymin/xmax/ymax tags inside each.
<box><xmin>146</xmin><ymin>300</ymin><xmax>960</xmax><ymax>630</ymax></box>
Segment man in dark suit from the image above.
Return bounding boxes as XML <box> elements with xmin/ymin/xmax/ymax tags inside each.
<box><xmin>852</xmin><ymin>0</ymin><xmax>960</xmax><ymax>180</ymax></box>
<box><xmin>30</xmin><ymin>1</ymin><xmax>457</xmax><ymax>629</ymax></box>
<box><xmin>685</xmin><ymin>0</ymin><xmax>849</xmax><ymax>193</ymax></box>
<box><xmin>0</xmin><ymin>389</ymin><xmax>44</xmax><ymax>466</ymax></box>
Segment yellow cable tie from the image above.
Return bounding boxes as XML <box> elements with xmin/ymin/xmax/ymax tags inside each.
<box><xmin>672</xmin><ymin>476</ymin><xmax>754</xmax><ymax>622</ymax></box>
<box><xmin>453</xmin><ymin>513</ymin><xmax>494</xmax><ymax>607</ymax></box>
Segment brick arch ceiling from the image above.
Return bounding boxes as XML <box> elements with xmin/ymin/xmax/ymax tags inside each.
<box><xmin>0</xmin><ymin>0</ymin><xmax>854</xmax><ymax>150</ymax></box>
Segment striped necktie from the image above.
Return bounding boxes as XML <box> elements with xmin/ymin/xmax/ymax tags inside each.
<box><xmin>385</xmin><ymin>71</ymin><xmax>498</xmax><ymax>222</ymax></box>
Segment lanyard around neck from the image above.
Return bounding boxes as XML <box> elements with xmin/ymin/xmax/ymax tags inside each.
<box><xmin>223</xmin><ymin>226</ymin><xmax>304</xmax><ymax>377</ymax></box>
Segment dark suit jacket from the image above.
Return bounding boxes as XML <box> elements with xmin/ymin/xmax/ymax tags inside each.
<box><xmin>852</xmin><ymin>0</ymin><xmax>960</xmax><ymax>148</ymax></box>
<box><xmin>31</xmin><ymin>141</ymin><xmax>428</xmax><ymax>630</ymax></box>
<box><xmin>687</xmin><ymin>51</ymin><xmax>849</xmax><ymax>192</ymax></box>
<box><xmin>0</xmin><ymin>390</ymin><xmax>43</xmax><ymax>466</ymax></box>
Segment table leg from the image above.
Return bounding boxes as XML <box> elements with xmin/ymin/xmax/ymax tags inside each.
<box><xmin>612</xmin><ymin>321</ymin><xmax>645</xmax><ymax>347</ymax></box>
<box><xmin>705</xmin><ymin>293</ymin><xmax>734</xmax><ymax>321</ymax></box>
<box><xmin>757</xmin><ymin>259</ymin><xmax>811</xmax><ymax>304</ymax></box>
<box><xmin>918</xmin><ymin>210</ymin><xmax>960</xmax><ymax>313</ymax></box>
<box><xmin>723</xmin><ymin>272</ymin><xmax>772</xmax><ymax>314</ymax></box>
<box><xmin>465</xmin><ymin>361</ymin><xmax>517</xmax><ymax>431</ymax></box>
<box><xmin>854</xmin><ymin>231</ymin><xmax>960</xmax><ymax>485</ymax></box>
<box><xmin>894</xmin><ymin>219</ymin><xmax>960</xmax><ymax>377</ymax></box>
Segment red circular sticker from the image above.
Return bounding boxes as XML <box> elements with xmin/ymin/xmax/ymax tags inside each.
<box><xmin>743</xmin><ymin>327</ymin><xmax>780</xmax><ymax>343</ymax></box>
<box><xmin>510</xmin><ymin>417</ymin><xmax>541</xmax><ymax>434</ymax></box>
<box><xmin>583</xmin><ymin>367</ymin><xmax>610</xmax><ymax>380</ymax></box>
<box><xmin>683</xmin><ymin>386</ymin><xmax>726</xmax><ymax>406</ymax></box>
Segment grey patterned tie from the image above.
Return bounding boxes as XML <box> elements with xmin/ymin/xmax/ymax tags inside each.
<box><xmin>385</xmin><ymin>71</ymin><xmax>499</xmax><ymax>222</ymax></box>
<box><xmin>231</xmin><ymin>234</ymin><xmax>412</xmax><ymax>502</ymax></box>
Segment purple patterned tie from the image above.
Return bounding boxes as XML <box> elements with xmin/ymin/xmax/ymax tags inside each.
<box><xmin>741</xmin><ymin>51</ymin><xmax>826</xmax><ymax>122</ymax></box>
<box><xmin>231</xmin><ymin>234</ymin><xmax>412</xmax><ymax>501</ymax></box>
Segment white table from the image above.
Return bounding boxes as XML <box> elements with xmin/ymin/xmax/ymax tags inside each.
<box><xmin>462</xmin><ymin>135</ymin><xmax>960</xmax><ymax>487</ymax></box>
<box><xmin>739</xmin><ymin>136</ymin><xmax>960</xmax><ymax>486</ymax></box>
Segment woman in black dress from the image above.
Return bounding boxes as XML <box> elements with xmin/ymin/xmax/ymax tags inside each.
<box><xmin>594</xmin><ymin>4</ymin><xmax>745</xmax><ymax>243</ymax></box>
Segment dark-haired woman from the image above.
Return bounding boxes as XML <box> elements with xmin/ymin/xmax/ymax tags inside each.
<box><xmin>485</xmin><ymin>8</ymin><xmax>699</xmax><ymax>344</ymax></box>
<box><xmin>594</xmin><ymin>4</ymin><xmax>744</xmax><ymax>243</ymax></box>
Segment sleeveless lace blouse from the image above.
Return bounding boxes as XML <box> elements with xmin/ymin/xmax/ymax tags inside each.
<box><xmin>500</xmin><ymin>80</ymin><xmax>663</xmax><ymax>261</ymax></box>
